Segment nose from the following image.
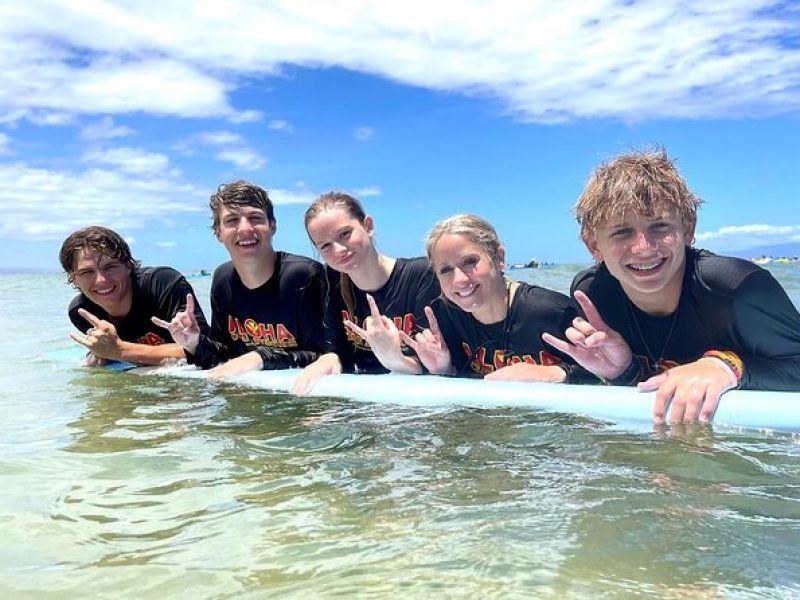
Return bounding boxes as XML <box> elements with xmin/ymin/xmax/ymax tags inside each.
<box><xmin>630</xmin><ymin>230</ymin><xmax>656</xmax><ymax>254</ymax></box>
<box><xmin>332</xmin><ymin>241</ymin><xmax>348</xmax><ymax>256</ymax></box>
<box><xmin>452</xmin><ymin>267</ymin><xmax>470</xmax><ymax>285</ymax></box>
<box><xmin>237</xmin><ymin>216</ymin><xmax>254</xmax><ymax>232</ymax></box>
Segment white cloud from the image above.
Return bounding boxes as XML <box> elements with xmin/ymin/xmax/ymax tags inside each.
<box><xmin>0</xmin><ymin>133</ymin><xmax>10</xmax><ymax>155</ymax></box>
<box><xmin>268</xmin><ymin>119</ymin><xmax>294</xmax><ymax>132</ymax></box>
<box><xmin>82</xmin><ymin>146</ymin><xmax>172</xmax><ymax>176</ymax></box>
<box><xmin>198</xmin><ymin>131</ymin><xmax>243</xmax><ymax>146</ymax></box>
<box><xmin>214</xmin><ymin>148</ymin><xmax>267</xmax><ymax>171</ymax></box>
<box><xmin>696</xmin><ymin>224</ymin><xmax>800</xmax><ymax>251</ymax></box>
<box><xmin>269</xmin><ymin>188</ymin><xmax>316</xmax><ymax>205</ymax></box>
<box><xmin>354</xmin><ymin>126</ymin><xmax>375</xmax><ymax>141</ymax></box>
<box><xmin>1</xmin><ymin>1</ymin><xmax>797</xmax><ymax>123</ymax></box>
<box><xmin>0</xmin><ymin>160</ymin><xmax>206</xmax><ymax>241</ymax></box>
<box><xmin>355</xmin><ymin>186</ymin><xmax>382</xmax><ymax>197</ymax></box>
<box><xmin>156</xmin><ymin>240</ymin><xmax>177</xmax><ymax>249</ymax></box>
<box><xmin>80</xmin><ymin>116</ymin><xmax>134</xmax><ymax>141</ymax></box>
<box><xmin>177</xmin><ymin>130</ymin><xmax>268</xmax><ymax>170</ymax></box>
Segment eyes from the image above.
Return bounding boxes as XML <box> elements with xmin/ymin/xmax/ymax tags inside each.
<box><xmin>608</xmin><ymin>221</ymin><xmax>675</xmax><ymax>240</ymax></box>
<box><xmin>222</xmin><ymin>213</ymin><xmax>267</xmax><ymax>227</ymax></box>
<box><xmin>316</xmin><ymin>228</ymin><xmax>353</xmax><ymax>252</ymax></box>
<box><xmin>74</xmin><ymin>262</ymin><xmax>126</xmax><ymax>281</ymax></box>
<box><xmin>437</xmin><ymin>255</ymin><xmax>480</xmax><ymax>276</ymax></box>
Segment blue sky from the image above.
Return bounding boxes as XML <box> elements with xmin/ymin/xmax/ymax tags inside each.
<box><xmin>1</xmin><ymin>1</ymin><xmax>799</xmax><ymax>272</ymax></box>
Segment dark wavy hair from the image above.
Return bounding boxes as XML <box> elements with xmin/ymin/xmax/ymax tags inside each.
<box><xmin>59</xmin><ymin>226</ymin><xmax>140</xmax><ymax>283</ymax></box>
<box><xmin>209</xmin><ymin>180</ymin><xmax>275</xmax><ymax>234</ymax></box>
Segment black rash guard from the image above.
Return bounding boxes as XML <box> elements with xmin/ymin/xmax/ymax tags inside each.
<box><xmin>431</xmin><ymin>281</ymin><xmax>596</xmax><ymax>383</ymax></box>
<box><xmin>190</xmin><ymin>252</ymin><xmax>325</xmax><ymax>370</ymax></box>
<box><xmin>68</xmin><ymin>266</ymin><xmax>209</xmax><ymax>346</ymax></box>
<box><xmin>572</xmin><ymin>247</ymin><xmax>800</xmax><ymax>390</ymax></box>
<box><xmin>322</xmin><ymin>257</ymin><xmax>440</xmax><ymax>373</ymax></box>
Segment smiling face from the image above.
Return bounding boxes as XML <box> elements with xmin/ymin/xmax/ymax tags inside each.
<box><xmin>215</xmin><ymin>204</ymin><xmax>276</xmax><ymax>262</ymax></box>
<box><xmin>306</xmin><ymin>208</ymin><xmax>375</xmax><ymax>274</ymax></box>
<box><xmin>585</xmin><ymin>210</ymin><xmax>694</xmax><ymax>314</ymax></box>
<box><xmin>71</xmin><ymin>248</ymin><xmax>133</xmax><ymax>317</ymax></box>
<box><xmin>430</xmin><ymin>233</ymin><xmax>507</xmax><ymax>323</ymax></box>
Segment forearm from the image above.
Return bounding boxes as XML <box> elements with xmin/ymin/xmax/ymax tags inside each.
<box><xmin>116</xmin><ymin>341</ymin><xmax>185</xmax><ymax>365</ymax></box>
<box><xmin>380</xmin><ymin>353</ymin><xmax>424</xmax><ymax>375</ymax></box>
<box><xmin>188</xmin><ymin>334</ymin><xmax>232</xmax><ymax>370</ymax></box>
<box><xmin>256</xmin><ymin>347</ymin><xmax>321</xmax><ymax>370</ymax></box>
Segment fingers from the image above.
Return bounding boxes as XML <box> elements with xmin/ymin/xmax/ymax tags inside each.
<box><xmin>77</xmin><ymin>308</ymin><xmax>102</xmax><ymax>327</ymax></box>
<box><xmin>184</xmin><ymin>293</ymin><xmax>195</xmax><ymax>316</ymax></box>
<box><xmin>343</xmin><ymin>319</ymin><xmax>367</xmax><ymax>340</ymax></box>
<box><xmin>151</xmin><ymin>316</ymin><xmax>171</xmax><ymax>329</ymax></box>
<box><xmin>398</xmin><ymin>330</ymin><xmax>419</xmax><ymax>350</ymax></box>
<box><xmin>573</xmin><ymin>291</ymin><xmax>608</xmax><ymax>331</ymax></box>
<box><xmin>541</xmin><ymin>331</ymin><xmax>572</xmax><ymax>355</ymax></box>
<box><xmin>424</xmin><ymin>306</ymin><xmax>442</xmax><ymax>337</ymax></box>
<box><xmin>69</xmin><ymin>331</ymin><xmax>90</xmax><ymax>349</ymax></box>
<box><xmin>366</xmin><ymin>294</ymin><xmax>381</xmax><ymax>319</ymax></box>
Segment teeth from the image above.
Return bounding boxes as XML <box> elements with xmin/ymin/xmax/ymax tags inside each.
<box><xmin>455</xmin><ymin>286</ymin><xmax>475</xmax><ymax>297</ymax></box>
<box><xmin>237</xmin><ymin>238</ymin><xmax>258</xmax><ymax>247</ymax></box>
<box><xmin>629</xmin><ymin>260</ymin><xmax>661</xmax><ymax>271</ymax></box>
<box><xmin>95</xmin><ymin>287</ymin><xmax>114</xmax><ymax>295</ymax></box>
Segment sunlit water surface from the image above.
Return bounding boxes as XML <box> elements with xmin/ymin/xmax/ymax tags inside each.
<box><xmin>1</xmin><ymin>265</ymin><xmax>799</xmax><ymax>598</ymax></box>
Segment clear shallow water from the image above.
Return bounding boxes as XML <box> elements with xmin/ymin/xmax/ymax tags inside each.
<box><xmin>2</xmin><ymin>266</ymin><xmax>800</xmax><ymax>598</ymax></box>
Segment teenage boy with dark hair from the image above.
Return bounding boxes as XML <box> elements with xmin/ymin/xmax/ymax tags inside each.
<box><xmin>154</xmin><ymin>181</ymin><xmax>325</xmax><ymax>377</ymax></box>
<box><xmin>60</xmin><ymin>226</ymin><xmax>208</xmax><ymax>366</ymax></box>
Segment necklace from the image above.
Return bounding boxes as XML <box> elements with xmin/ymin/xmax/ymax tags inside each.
<box><xmin>500</xmin><ymin>279</ymin><xmax>515</xmax><ymax>366</ymax></box>
<box><xmin>626</xmin><ymin>299</ymin><xmax>679</xmax><ymax>369</ymax></box>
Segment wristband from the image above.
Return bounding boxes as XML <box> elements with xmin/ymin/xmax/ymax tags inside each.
<box><xmin>608</xmin><ymin>356</ymin><xmax>641</xmax><ymax>386</ymax></box>
<box><xmin>701</xmin><ymin>350</ymin><xmax>744</xmax><ymax>386</ymax></box>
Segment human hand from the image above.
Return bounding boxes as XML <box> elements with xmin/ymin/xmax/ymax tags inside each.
<box><xmin>542</xmin><ymin>290</ymin><xmax>632</xmax><ymax>380</ymax></box>
<box><xmin>398</xmin><ymin>306</ymin><xmax>454</xmax><ymax>375</ymax></box>
<box><xmin>208</xmin><ymin>351</ymin><xmax>264</xmax><ymax>379</ymax></box>
<box><xmin>344</xmin><ymin>294</ymin><xmax>413</xmax><ymax>372</ymax></box>
<box><xmin>291</xmin><ymin>353</ymin><xmax>342</xmax><ymax>396</ymax></box>
<box><xmin>638</xmin><ymin>357</ymin><xmax>737</xmax><ymax>425</ymax></box>
<box><xmin>485</xmin><ymin>362</ymin><xmax>567</xmax><ymax>383</ymax></box>
<box><xmin>69</xmin><ymin>309</ymin><xmax>123</xmax><ymax>360</ymax></box>
<box><xmin>84</xmin><ymin>353</ymin><xmax>108</xmax><ymax>368</ymax></box>
<box><xmin>151</xmin><ymin>293</ymin><xmax>201</xmax><ymax>353</ymax></box>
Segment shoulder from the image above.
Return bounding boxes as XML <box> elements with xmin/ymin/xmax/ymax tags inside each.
<box><xmin>515</xmin><ymin>281</ymin><xmax>575</xmax><ymax>312</ymax></box>
<box><xmin>212</xmin><ymin>261</ymin><xmax>235</xmax><ymax>280</ymax></box>
<box><xmin>396</xmin><ymin>256</ymin><xmax>433</xmax><ymax>274</ymax></box>
<box><xmin>570</xmin><ymin>262</ymin><xmax>609</xmax><ymax>295</ymax></box>
<box><xmin>136</xmin><ymin>265</ymin><xmax>184</xmax><ymax>284</ymax></box>
<box><xmin>278</xmin><ymin>252</ymin><xmax>324</xmax><ymax>276</ymax></box>
<box><xmin>691</xmin><ymin>248</ymin><xmax>769</xmax><ymax>296</ymax></box>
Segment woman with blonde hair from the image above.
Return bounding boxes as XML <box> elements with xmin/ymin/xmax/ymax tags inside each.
<box><xmin>403</xmin><ymin>214</ymin><xmax>592</xmax><ymax>383</ymax></box>
<box><xmin>292</xmin><ymin>192</ymin><xmax>440</xmax><ymax>394</ymax></box>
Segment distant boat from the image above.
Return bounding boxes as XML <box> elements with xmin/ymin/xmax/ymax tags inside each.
<box><xmin>751</xmin><ymin>255</ymin><xmax>799</xmax><ymax>265</ymax></box>
<box><xmin>508</xmin><ymin>258</ymin><xmax>539</xmax><ymax>270</ymax></box>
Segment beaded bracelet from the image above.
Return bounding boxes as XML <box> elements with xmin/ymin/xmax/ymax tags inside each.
<box><xmin>702</xmin><ymin>350</ymin><xmax>744</xmax><ymax>385</ymax></box>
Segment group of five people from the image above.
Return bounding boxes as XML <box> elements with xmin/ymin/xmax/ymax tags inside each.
<box><xmin>60</xmin><ymin>149</ymin><xmax>800</xmax><ymax>425</ymax></box>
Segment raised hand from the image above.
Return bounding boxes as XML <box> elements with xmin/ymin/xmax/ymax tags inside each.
<box><xmin>151</xmin><ymin>293</ymin><xmax>201</xmax><ymax>353</ymax></box>
<box><xmin>398</xmin><ymin>306</ymin><xmax>454</xmax><ymax>375</ymax></box>
<box><xmin>69</xmin><ymin>308</ymin><xmax>124</xmax><ymax>361</ymax></box>
<box><xmin>639</xmin><ymin>358</ymin><xmax>737</xmax><ymax>425</ymax></box>
<box><xmin>344</xmin><ymin>294</ymin><xmax>418</xmax><ymax>373</ymax></box>
<box><xmin>542</xmin><ymin>290</ymin><xmax>632</xmax><ymax>380</ymax></box>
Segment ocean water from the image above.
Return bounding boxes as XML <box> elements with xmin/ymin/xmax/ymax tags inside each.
<box><xmin>2</xmin><ymin>264</ymin><xmax>800</xmax><ymax>598</ymax></box>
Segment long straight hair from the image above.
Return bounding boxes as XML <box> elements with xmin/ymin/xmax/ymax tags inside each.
<box><xmin>304</xmin><ymin>192</ymin><xmax>369</xmax><ymax>317</ymax></box>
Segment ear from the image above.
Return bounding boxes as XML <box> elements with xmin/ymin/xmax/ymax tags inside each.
<box><xmin>363</xmin><ymin>215</ymin><xmax>375</xmax><ymax>236</ymax></box>
<box><xmin>583</xmin><ymin>234</ymin><xmax>603</xmax><ymax>262</ymax></box>
<box><xmin>269</xmin><ymin>219</ymin><xmax>277</xmax><ymax>235</ymax></box>
<box><xmin>683</xmin><ymin>217</ymin><xmax>696</xmax><ymax>245</ymax></box>
<box><xmin>496</xmin><ymin>245</ymin><xmax>506</xmax><ymax>269</ymax></box>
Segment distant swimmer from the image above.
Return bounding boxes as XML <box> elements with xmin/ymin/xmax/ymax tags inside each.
<box><xmin>60</xmin><ymin>226</ymin><xmax>209</xmax><ymax>366</ymax></box>
<box><xmin>544</xmin><ymin>148</ymin><xmax>800</xmax><ymax>425</ymax></box>
<box><xmin>152</xmin><ymin>181</ymin><xmax>325</xmax><ymax>378</ymax></box>
<box><xmin>402</xmin><ymin>214</ymin><xmax>596</xmax><ymax>384</ymax></box>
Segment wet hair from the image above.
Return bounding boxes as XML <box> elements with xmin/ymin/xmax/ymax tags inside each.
<box><xmin>304</xmin><ymin>192</ymin><xmax>369</xmax><ymax>317</ymax></box>
<box><xmin>59</xmin><ymin>226</ymin><xmax>140</xmax><ymax>284</ymax></box>
<box><xmin>425</xmin><ymin>213</ymin><xmax>503</xmax><ymax>264</ymax></box>
<box><xmin>575</xmin><ymin>147</ymin><xmax>702</xmax><ymax>242</ymax></box>
<box><xmin>209</xmin><ymin>180</ymin><xmax>275</xmax><ymax>234</ymax></box>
